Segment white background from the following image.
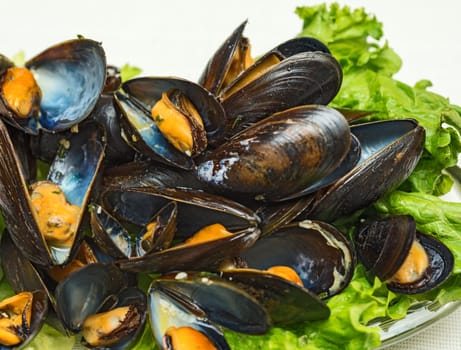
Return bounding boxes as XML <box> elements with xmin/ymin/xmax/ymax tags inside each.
<box><xmin>3</xmin><ymin>0</ymin><xmax>461</xmax><ymax>105</ymax></box>
<box><xmin>3</xmin><ymin>1</ymin><xmax>461</xmax><ymax>349</ymax></box>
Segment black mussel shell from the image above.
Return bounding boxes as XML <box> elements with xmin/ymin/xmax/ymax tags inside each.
<box><xmin>221</xmin><ymin>268</ymin><xmax>330</xmax><ymax>325</ymax></box>
<box><xmin>354</xmin><ymin>215</ymin><xmax>454</xmax><ymax>294</ymax></box>
<box><xmin>149</xmin><ymin>277</ymin><xmax>231</xmax><ymax>350</ymax></box>
<box><xmin>90</xmin><ymin>204</ymin><xmax>133</xmax><ymax>259</ymax></box>
<box><xmin>135</xmin><ymin>201</ymin><xmax>178</xmax><ymax>256</ymax></box>
<box><xmin>27</xmin><ymin>38</ymin><xmax>106</xmax><ymax>133</ymax></box>
<box><xmin>54</xmin><ymin>263</ymin><xmax>127</xmax><ymax>333</ymax></box>
<box><xmin>0</xmin><ymin>119</ymin><xmax>106</xmax><ymax>267</ymax></box>
<box><xmin>90</xmin><ymin>94</ymin><xmax>136</xmax><ymax>165</ymax></box>
<box><xmin>0</xmin><ymin>54</ymin><xmax>14</xmax><ymax>72</ymax></box>
<box><xmin>101</xmin><ymin>186</ymin><xmax>259</xmax><ymax>235</ymax></box>
<box><xmin>0</xmin><ymin>231</ymin><xmax>51</xmax><ymax>300</ymax></box>
<box><xmin>0</xmin><ymin>39</ymin><xmax>106</xmax><ymax>134</ymax></box>
<box><xmin>115</xmin><ymin>77</ymin><xmax>226</xmax><ymax>169</ymax></box>
<box><xmin>150</xmin><ymin>272</ymin><xmax>271</xmax><ymax>335</ymax></box>
<box><xmin>239</xmin><ymin>220</ymin><xmax>356</xmax><ymax>298</ymax></box>
<box><xmin>99</xmin><ymin>186</ymin><xmax>260</xmax><ymax>274</ymax></box>
<box><xmin>0</xmin><ymin>290</ymin><xmax>48</xmax><ymax>350</ymax></box>
<box><xmin>102</xmin><ymin>160</ymin><xmax>206</xmax><ymax>192</ymax></box>
<box><xmin>81</xmin><ymin>287</ymin><xmax>147</xmax><ymax>350</ymax></box>
<box><xmin>274</xmin><ymin>37</ymin><xmax>331</xmax><ymax>57</ymax></box>
<box><xmin>198</xmin><ymin>20</ymin><xmax>249</xmax><ymax>96</ymax></box>
<box><xmin>303</xmin><ymin>119</ymin><xmax>425</xmax><ymax>222</ymax></box>
<box><xmin>220</xmin><ymin>51</ymin><xmax>342</xmax><ymax>135</ymax></box>
<box><xmin>195</xmin><ymin>105</ymin><xmax>352</xmax><ymax>202</ymax></box>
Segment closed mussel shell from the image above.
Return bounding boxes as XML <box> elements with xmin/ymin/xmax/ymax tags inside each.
<box><xmin>220</xmin><ymin>50</ymin><xmax>342</xmax><ymax>134</ymax></box>
<box><xmin>150</xmin><ymin>272</ymin><xmax>271</xmax><ymax>335</ymax></box>
<box><xmin>354</xmin><ymin>215</ymin><xmax>454</xmax><ymax>294</ymax></box>
<box><xmin>239</xmin><ymin>220</ymin><xmax>356</xmax><ymax>298</ymax></box>
<box><xmin>221</xmin><ymin>268</ymin><xmax>330</xmax><ymax>326</ymax></box>
<box><xmin>196</xmin><ymin>105</ymin><xmax>351</xmax><ymax>202</ymax></box>
<box><xmin>149</xmin><ymin>277</ymin><xmax>231</xmax><ymax>350</ymax></box>
<box><xmin>304</xmin><ymin>119</ymin><xmax>425</xmax><ymax>222</ymax></box>
<box><xmin>102</xmin><ymin>160</ymin><xmax>206</xmax><ymax>196</ymax></box>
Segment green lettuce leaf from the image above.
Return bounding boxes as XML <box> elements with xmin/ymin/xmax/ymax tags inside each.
<box><xmin>296</xmin><ymin>3</ymin><xmax>461</xmax><ymax>195</ymax></box>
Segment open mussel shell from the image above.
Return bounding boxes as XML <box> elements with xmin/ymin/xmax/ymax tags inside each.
<box><xmin>149</xmin><ymin>272</ymin><xmax>271</xmax><ymax>336</ymax></box>
<box><xmin>0</xmin><ymin>39</ymin><xmax>106</xmax><ymax>134</ymax></box>
<box><xmin>0</xmin><ymin>54</ymin><xmax>14</xmax><ymax>72</ymax></box>
<box><xmin>198</xmin><ymin>20</ymin><xmax>249</xmax><ymax>96</ymax></box>
<box><xmin>89</xmin><ymin>93</ymin><xmax>136</xmax><ymax>166</ymax></box>
<box><xmin>80</xmin><ymin>287</ymin><xmax>147</xmax><ymax>350</ymax></box>
<box><xmin>91</xmin><ymin>201</ymin><xmax>178</xmax><ymax>259</ymax></box>
<box><xmin>354</xmin><ymin>215</ymin><xmax>454</xmax><ymax>294</ymax></box>
<box><xmin>100</xmin><ymin>185</ymin><xmax>260</xmax><ymax>273</ymax></box>
<box><xmin>195</xmin><ymin>105</ymin><xmax>352</xmax><ymax>202</ymax></box>
<box><xmin>135</xmin><ymin>201</ymin><xmax>178</xmax><ymax>256</ymax></box>
<box><xmin>0</xmin><ymin>231</ymin><xmax>52</xmax><ymax>302</ymax></box>
<box><xmin>221</xmin><ymin>268</ymin><xmax>330</xmax><ymax>325</ymax></box>
<box><xmin>54</xmin><ymin>263</ymin><xmax>127</xmax><ymax>334</ymax></box>
<box><xmin>101</xmin><ymin>185</ymin><xmax>259</xmax><ymax>236</ymax></box>
<box><xmin>239</xmin><ymin>220</ymin><xmax>356</xmax><ymax>298</ymax></box>
<box><xmin>0</xmin><ymin>119</ymin><xmax>106</xmax><ymax>267</ymax></box>
<box><xmin>114</xmin><ymin>77</ymin><xmax>226</xmax><ymax>169</ymax></box>
<box><xmin>0</xmin><ymin>290</ymin><xmax>48</xmax><ymax>350</ymax></box>
<box><xmin>118</xmin><ymin>224</ymin><xmax>259</xmax><ymax>274</ymax></box>
<box><xmin>149</xmin><ymin>278</ymin><xmax>230</xmax><ymax>350</ymax></box>
<box><xmin>303</xmin><ymin>119</ymin><xmax>425</xmax><ymax>222</ymax></box>
<box><xmin>220</xmin><ymin>50</ymin><xmax>342</xmax><ymax>135</ymax></box>
<box><xmin>90</xmin><ymin>204</ymin><xmax>133</xmax><ymax>259</ymax></box>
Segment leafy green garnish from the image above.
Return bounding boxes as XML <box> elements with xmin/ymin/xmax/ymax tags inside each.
<box><xmin>297</xmin><ymin>3</ymin><xmax>461</xmax><ymax>195</ymax></box>
<box><xmin>120</xmin><ymin>63</ymin><xmax>142</xmax><ymax>82</ymax></box>
<box><xmin>12</xmin><ymin>51</ymin><xmax>26</xmax><ymax>67</ymax></box>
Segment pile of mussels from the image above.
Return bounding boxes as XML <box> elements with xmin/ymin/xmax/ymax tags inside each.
<box><xmin>0</xmin><ymin>21</ymin><xmax>455</xmax><ymax>349</ymax></box>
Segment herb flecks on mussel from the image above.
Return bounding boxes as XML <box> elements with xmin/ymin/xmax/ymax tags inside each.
<box><xmin>151</xmin><ymin>89</ymin><xmax>207</xmax><ymax>157</ymax></box>
<box><xmin>30</xmin><ymin>181</ymin><xmax>80</xmax><ymax>249</ymax></box>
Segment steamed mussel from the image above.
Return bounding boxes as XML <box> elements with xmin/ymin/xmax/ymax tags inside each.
<box><xmin>0</xmin><ymin>290</ymin><xmax>48</xmax><ymax>349</ymax></box>
<box><xmin>198</xmin><ymin>21</ymin><xmax>342</xmax><ymax>136</ymax></box>
<box><xmin>0</xmin><ymin>119</ymin><xmax>106</xmax><ymax>267</ymax></box>
<box><xmin>93</xmin><ymin>185</ymin><xmax>260</xmax><ymax>273</ymax></box>
<box><xmin>114</xmin><ymin>77</ymin><xmax>226</xmax><ymax>169</ymax></box>
<box><xmin>0</xmin><ymin>38</ymin><xmax>106</xmax><ymax>134</ymax></box>
<box><xmin>354</xmin><ymin>215</ymin><xmax>454</xmax><ymax>294</ymax></box>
